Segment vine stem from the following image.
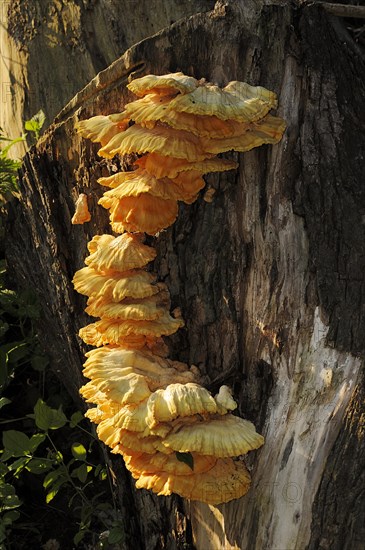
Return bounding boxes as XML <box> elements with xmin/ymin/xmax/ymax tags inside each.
<box><xmin>46</xmin><ymin>433</ymin><xmax>91</xmax><ymax>508</ymax></box>
<box><xmin>45</xmin><ymin>433</ymin><xmax>112</xmax><ymax>531</ymax></box>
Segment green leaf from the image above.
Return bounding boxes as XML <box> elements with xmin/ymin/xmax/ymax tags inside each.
<box><xmin>71</xmin><ymin>464</ymin><xmax>91</xmax><ymax>483</ymax></box>
<box><xmin>73</xmin><ymin>529</ymin><xmax>87</xmax><ymax>546</ymax></box>
<box><xmin>80</xmin><ymin>503</ymin><xmax>93</xmax><ymax>525</ymax></box>
<box><xmin>53</xmin><ymin>450</ymin><xmax>63</xmax><ymax>463</ymax></box>
<box><xmin>2</xmin><ymin>430</ymin><xmax>31</xmax><ymax>457</ymax></box>
<box><xmin>8</xmin><ymin>457</ymin><xmax>29</xmax><ymax>470</ymax></box>
<box><xmin>2</xmin><ymin>510</ymin><xmax>20</xmax><ymax>525</ymax></box>
<box><xmin>0</xmin><ymin>397</ymin><xmax>11</xmax><ymax>411</ymax></box>
<box><xmin>43</xmin><ymin>467</ymin><xmax>66</xmax><ymax>490</ymax></box>
<box><xmin>45</xmin><ymin>477</ymin><xmax>67</xmax><ymax>503</ymax></box>
<box><xmin>98</xmin><ymin>468</ymin><xmax>107</xmax><ymax>481</ymax></box>
<box><xmin>0</xmin><ymin>450</ymin><xmax>13</xmax><ymax>462</ymax></box>
<box><xmin>175</xmin><ymin>451</ymin><xmax>194</xmax><ymax>471</ymax></box>
<box><xmin>15</xmin><ymin>289</ymin><xmax>40</xmax><ymax>319</ymax></box>
<box><xmin>30</xmin><ymin>355</ymin><xmax>49</xmax><ymax>372</ymax></box>
<box><xmin>0</xmin><ymin>287</ymin><xmax>39</xmax><ymax>319</ymax></box>
<box><xmin>26</xmin><ymin>458</ymin><xmax>52</xmax><ymax>475</ymax></box>
<box><xmin>0</xmin><ymin>135</ymin><xmax>25</xmax><ymax>157</ymax></box>
<box><xmin>24</xmin><ymin>121</ymin><xmax>38</xmax><ymax>133</ymax></box>
<box><xmin>71</xmin><ymin>443</ymin><xmax>87</xmax><ymax>462</ymax></box>
<box><xmin>34</xmin><ymin>399</ymin><xmax>67</xmax><ymax>431</ymax></box>
<box><xmin>0</xmin><ymin>481</ymin><xmax>16</xmax><ymax>497</ymax></box>
<box><xmin>8</xmin><ymin>457</ymin><xmax>30</xmax><ymax>476</ymax></box>
<box><xmin>0</xmin><ymin>350</ymin><xmax>8</xmax><ymax>392</ymax></box>
<box><xmin>94</xmin><ymin>502</ymin><xmax>112</xmax><ymax>512</ymax></box>
<box><xmin>108</xmin><ymin>526</ymin><xmax>125</xmax><ymax>544</ymax></box>
<box><xmin>94</xmin><ymin>464</ymin><xmax>102</xmax><ymax>477</ymax></box>
<box><xmin>0</xmin><ymin>463</ymin><xmax>9</xmax><ymax>476</ymax></box>
<box><xmin>7</xmin><ymin>342</ymin><xmax>28</xmax><ymax>364</ymax></box>
<box><xmin>0</xmin><ymin>493</ymin><xmax>21</xmax><ymax>510</ymax></box>
<box><xmin>0</xmin><ymin>290</ymin><xmax>18</xmax><ymax>314</ymax></box>
<box><xmin>0</xmin><ymin>155</ymin><xmax>20</xmax><ymax>202</ymax></box>
<box><xmin>0</xmin><ymin>482</ymin><xmax>21</xmax><ymax>510</ymax></box>
<box><xmin>43</xmin><ymin>468</ymin><xmax>68</xmax><ymax>503</ymax></box>
<box><xmin>29</xmin><ymin>433</ymin><xmax>46</xmax><ymax>453</ymax></box>
<box><xmin>69</xmin><ymin>411</ymin><xmax>84</xmax><ymax>428</ymax></box>
<box><xmin>24</xmin><ymin>110</ymin><xmax>45</xmax><ymax>140</ymax></box>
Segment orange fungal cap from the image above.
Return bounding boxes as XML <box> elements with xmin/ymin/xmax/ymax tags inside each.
<box><xmin>84</xmin><ymin>233</ymin><xmax>156</xmax><ymax>272</ymax></box>
<box><xmin>80</xmin><ymin>373</ymin><xmax>151</xmax><ymax>406</ymax></box>
<box><xmin>124</xmin><ymin>450</ymin><xmax>217</xmax><ymax>477</ymax></box>
<box><xmin>75</xmin><ymin>112</ymin><xmax>129</xmax><ymax>145</ymax></box>
<box><xmin>98</xmin><ymin>124</ymin><xmax>207</xmax><ymax>161</ymax></box>
<box><xmin>134</xmin><ymin>457</ymin><xmax>251</xmax><ymax>504</ymax></box>
<box><xmin>99</xmin><ymin>193</ymin><xmax>179</xmax><ymax>236</ymax></box>
<box><xmin>85</xmin><ymin>291</ymin><xmax>170</xmax><ymax>321</ymax></box>
<box><xmin>127</xmin><ymin>72</ymin><xmax>198</xmax><ymax>97</ymax></box>
<box><xmin>136</xmin><ymin>153</ymin><xmax>237</xmax><ymax>180</ymax></box>
<box><xmin>202</xmin><ymin>113</ymin><xmax>286</xmax><ymax>154</ymax></box>
<box><xmin>162</xmin><ymin>414</ymin><xmax>264</xmax><ymax>457</ymax></box>
<box><xmin>125</xmin><ymin>93</ymin><xmax>256</xmax><ymax>138</ymax></box>
<box><xmin>116</xmin><ymin>430</ymin><xmax>174</xmax><ymax>455</ymax></box>
<box><xmin>146</xmin><ymin>383</ymin><xmax>218</xmax><ymax>426</ymax></box>
<box><xmin>214</xmin><ymin>385</ymin><xmax>238</xmax><ymax>414</ymax></box>
<box><xmin>82</xmin><ymin>347</ymin><xmax>200</xmax><ymax>391</ymax></box>
<box><xmin>124</xmin><ymin>94</ymin><xmax>171</xmax><ymax>124</ymax></box>
<box><xmin>99</xmin><ymin>168</ymin><xmax>206</xmax><ymax>205</ymax></box>
<box><xmin>79</xmin><ymin>312</ymin><xmax>184</xmax><ymax>346</ymax></box>
<box><xmin>168</xmin><ymin>81</ymin><xmax>277</xmax><ymax>122</ymax></box>
<box><xmin>72</xmin><ymin>267</ymin><xmax>160</xmax><ymax>302</ymax></box>
<box><xmin>71</xmin><ymin>193</ymin><xmax>91</xmax><ymax>224</ymax></box>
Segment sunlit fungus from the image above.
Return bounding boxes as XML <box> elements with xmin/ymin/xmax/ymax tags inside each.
<box><xmin>73</xmin><ymin>72</ymin><xmax>286</xmax><ymax>504</ymax></box>
<box><xmin>71</xmin><ymin>193</ymin><xmax>91</xmax><ymax>224</ymax></box>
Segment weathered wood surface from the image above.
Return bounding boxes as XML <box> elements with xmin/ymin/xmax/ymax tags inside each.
<box><xmin>6</xmin><ymin>1</ymin><xmax>365</xmax><ymax>548</ymax></box>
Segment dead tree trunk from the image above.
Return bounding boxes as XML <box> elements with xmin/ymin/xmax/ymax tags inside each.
<box><xmin>5</xmin><ymin>1</ymin><xmax>365</xmax><ymax>549</ymax></box>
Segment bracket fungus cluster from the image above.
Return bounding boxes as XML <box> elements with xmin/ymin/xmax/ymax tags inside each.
<box><xmin>73</xmin><ymin>72</ymin><xmax>285</xmax><ymax>504</ymax></box>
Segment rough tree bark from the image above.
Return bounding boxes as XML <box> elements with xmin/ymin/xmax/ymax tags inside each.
<box><xmin>5</xmin><ymin>1</ymin><xmax>365</xmax><ymax>549</ymax></box>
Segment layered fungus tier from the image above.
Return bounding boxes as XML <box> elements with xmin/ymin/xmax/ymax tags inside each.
<box><xmin>73</xmin><ymin>72</ymin><xmax>285</xmax><ymax>504</ymax></box>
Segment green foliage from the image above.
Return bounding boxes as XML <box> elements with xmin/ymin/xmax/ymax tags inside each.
<box><xmin>33</xmin><ymin>399</ymin><xmax>67</xmax><ymax>431</ymax></box>
<box><xmin>0</xmin><ymin>129</ymin><xmax>24</xmax><ymax>203</ymax></box>
<box><xmin>0</xmin><ymin>258</ymin><xmax>43</xmax><ymax>396</ymax></box>
<box><xmin>0</xmin><ymin>395</ymin><xmax>124</xmax><ymax>548</ymax></box>
<box><xmin>175</xmin><ymin>451</ymin><xmax>194</xmax><ymax>471</ymax></box>
<box><xmin>0</xmin><ymin>110</ymin><xmax>45</xmax><ymax>204</ymax></box>
<box><xmin>24</xmin><ymin>110</ymin><xmax>45</xmax><ymax>142</ymax></box>
<box><xmin>0</xmin><ymin>273</ymin><xmax>123</xmax><ymax>547</ymax></box>
<box><xmin>107</xmin><ymin>526</ymin><xmax>125</xmax><ymax>545</ymax></box>
<box><xmin>0</xmin><ymin>155</ymin><xmax>22</xmax><ymax>201</ymax></box>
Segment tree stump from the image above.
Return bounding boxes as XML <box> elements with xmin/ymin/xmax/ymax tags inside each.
<box><xmin>6</xmin><ymin>1</ymin><xmax>365</xmax><ymax>548</ymax></box>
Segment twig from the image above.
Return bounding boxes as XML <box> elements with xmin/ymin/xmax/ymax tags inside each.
<box><xmin>321</xmin><ymin>3</ymin><xmax>365</xmax><ymax>19</ymax></box>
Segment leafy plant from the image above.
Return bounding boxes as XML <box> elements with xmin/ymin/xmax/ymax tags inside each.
<box><xmin>0</xmin><ymin>258</ymin><xmax>42</xmax><ymax>395</ymax></box>
<box><xmin>0</xmin><ymin>110</ymin><xmax>45</xmax><ymax>204</ymax></box>
<box><xmin>0</xmin><ymin>276</ymin><xmax>123</xmax><ymax>547</ymax></box>
<box><xmin>0</xmin><ymin>397</ymin><xmax>124</xmax><ymax>548</ymax></box>
<box><xmin>0</xmin><ymin>132</ymin><xmax>24</xmax><ymax>203</ymax></box>
<box><xmin>24</xmin><ymin>110</ymin><xmax>45</xmax><ymax>143</ymax></box>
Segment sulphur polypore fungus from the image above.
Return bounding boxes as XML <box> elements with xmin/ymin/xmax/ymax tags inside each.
<box><xmin>73</xmin><ymin>72</ymin><xmax>286</xmax><ymax>504</ymax></box>
<box><xmin>71</xmin><ymin>193</ymin><xmax>91</xmax><ymax>225</ymax></box>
